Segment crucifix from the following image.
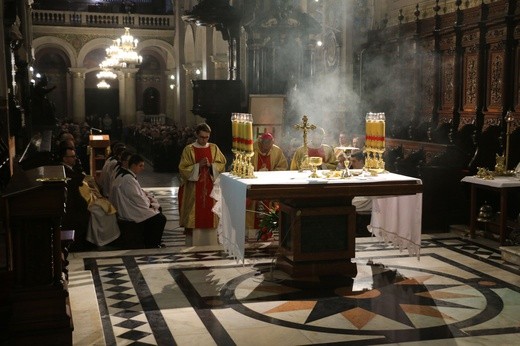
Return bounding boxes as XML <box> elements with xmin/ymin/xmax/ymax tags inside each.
<box><xmin>293</xmin><ymin>115</ymin><xmax>316</xmax><ymax>170</ymax></box>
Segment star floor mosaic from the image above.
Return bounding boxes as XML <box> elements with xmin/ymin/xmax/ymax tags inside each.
<box><xmin>83</xmin><ymin>237</ymin><xmax>520</xmax><ymax>345</ymax></box>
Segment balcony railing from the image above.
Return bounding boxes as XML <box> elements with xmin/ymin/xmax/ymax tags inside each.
<box><xmin>32</xmin><ymin>10</ymin><xmax>174</xmax><ymax>30</ymax></box>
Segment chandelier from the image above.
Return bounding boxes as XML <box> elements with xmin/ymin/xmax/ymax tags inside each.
<box><xmin>96</xmin><ymin>69</ymin><xmax>117</xmax><ymax>89</ymax></box>
<box><xmin>96</xmin><ymin>79</ymin><xmax>111</xmax><ymax>89</ymax></box>
<box><xmin>99</xmin><ymin>27</ymin><xmax>143</xmax><ymax>70</ymax></box>
<box><xmin>96</xmin><ymin>70</ymin><xmax>117</xmax><ymax>80</ymax></box>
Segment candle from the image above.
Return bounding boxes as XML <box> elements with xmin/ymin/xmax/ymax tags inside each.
<box><xmin>366</xmin><ymin>120</ymin><xmax>375</xmax><ymax>148</ymax></box>
<box><xmin>246</xmin><ymin>119</ymin><xmax>253</xmax><ymax>152</ymax></box>
<box><xmin>232</xmin><ymin>114</ymin><xmax>238</xmax><ymax>150</ymax></box>
<box><xmin>378</xmin><ymin>113</ymin><xmax>386</xmax><ymax>149</ymax></box>
<box><xmin>238</xmin><ymin>115</ymin><xmax>245</xmax><ymax>151</ymax></box>
<box><xmin>379</xmin><ymin>120</ymin><xmax>385</xmax><ymax>148</ymax></box>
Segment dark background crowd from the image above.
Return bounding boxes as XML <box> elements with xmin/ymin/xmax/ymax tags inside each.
<box><xmin>55</xmin><ymin>119</ymin><xmax>198</xmax><ymax>174</ymax></box>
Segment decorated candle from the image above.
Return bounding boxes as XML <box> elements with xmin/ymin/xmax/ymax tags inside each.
<box><xmin>231</xmin><ymin>113</ymin><xmax>239</xmax><ymax>150</ymax></box>
<box><xmin>246</xmin><ymin>115</ymin><xmax>254</xmax><ymax>152</ymax></box>
<box><xmin>377</xmin><ymin>112</ymin><xmax>386</xmax><ymax>149</ymax></box>
<box><xmin>238</xmin><ymin>114</ymin><xmax>245</xmax><ymax>151</ymax></box>
<box><xmin>365</xmin><ymin>113</ymin><xmax>375</xmax><ymax>148</ymax></box>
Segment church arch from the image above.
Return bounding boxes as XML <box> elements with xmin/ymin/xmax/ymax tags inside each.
<box><xmin>33</xmin><ymin>47</ymin><xmax>71</xmax><ymax>120</ymax></box>
<box><xmin>32</xmin><ymin>36</ymin><xmax>77</xmax><ymax>67</ymax></box>
<box><xmin>77</xmin><ymin>38</ymin><xmax>114</xmax><ymax>68</ymax></box>
<box><xmin>138</xmin><ymin>39</ymin><xmax>175</xmax><ymax>69</ymax></box>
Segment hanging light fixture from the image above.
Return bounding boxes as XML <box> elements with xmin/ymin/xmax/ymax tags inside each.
<box><xmin>96</xmin><ymin>70</ymin><xmax>117</xmax><ymax>80</ymax></box>
<box><xmin>97</xmin><ymin>79</ymin><xmax>111</xmax><ymax>89</ymax></box>
<box><xmin>100</xmin><ymin>27</ymin><xmax>143</xmax><ymax>70</ymax></box>
<box><xmin>96</xmin><ymin>68</ymin><xmax>117</xmax><ymax>89</ymax></box>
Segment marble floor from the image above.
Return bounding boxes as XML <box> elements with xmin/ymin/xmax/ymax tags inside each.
<box><xmin>67</xmin><ymin>170</ymin><xmax>520</xmax><ymax>345</ymax></box>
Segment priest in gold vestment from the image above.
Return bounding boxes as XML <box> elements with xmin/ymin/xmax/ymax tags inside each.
<box><xmin>246</xmin><ymin>133</ymin><xmax>288</xmax><ymax>235</ymax></box>
<box><xmin>178</xmin><ymin>123</ymin><xmax>226</xmax><ymax>245</ymax></box>
<box><xmin>290</xmin><ymin>127</ymin><xmax>337</xmax><ymax>170</ymax></box>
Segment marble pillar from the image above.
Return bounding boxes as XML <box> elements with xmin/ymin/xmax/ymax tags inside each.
<box><xmin>69</xmin><ymin>68</ymin><xmax>86</xmax><ymax>124</ymax></box>
<box><xmin>120</xmin><ymin>68</ymin><xmax>138</xmax><ymax>125</ymax></box>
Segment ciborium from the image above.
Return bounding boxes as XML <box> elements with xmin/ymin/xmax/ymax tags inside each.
<box><xmin>308</xmin><ymin>156</ymin><xmax>323</xmax><ymax>178</ymax></box>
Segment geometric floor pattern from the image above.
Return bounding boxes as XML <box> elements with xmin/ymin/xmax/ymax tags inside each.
<box><xmin>82</xmin><ymin>236</ymin><xmax>520</xmax><ymax>345</ymax></box>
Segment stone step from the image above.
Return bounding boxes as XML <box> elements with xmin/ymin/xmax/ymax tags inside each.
<box><xmin>500</xmin><ymin>246</ymin><xmax>520</xmax><ymax>266</ymax></box>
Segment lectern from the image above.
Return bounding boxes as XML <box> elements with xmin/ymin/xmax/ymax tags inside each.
<box><xmin>1</xmin><ymin>165</ymin><xmax>73</xmax><ymax>344</ymax></box>
<box><xmin>89</xmin><ymin>134</ymin><xmax>110</xmax><ymax>182</ymax></box>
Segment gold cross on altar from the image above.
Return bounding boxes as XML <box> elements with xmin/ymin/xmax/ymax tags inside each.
<box><xmin>293</xmin><ymin>115</ymin><xmax>316</xmax><ymax>150</ymax></box>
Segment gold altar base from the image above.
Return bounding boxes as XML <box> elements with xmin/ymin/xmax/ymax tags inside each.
<box><xmin>277</xmin><ymin>201</ymin><xmax>357</xmax><ymax>277</ymax></box>
<box><xmin>231</xmin><ymin>151</ymin><xmax>256</xmax><ymax>178</ymax></box>
<box><xmin>364</xmin><ymin>147</ymin><xmax>386</xmax><ymax>173</ymax></box>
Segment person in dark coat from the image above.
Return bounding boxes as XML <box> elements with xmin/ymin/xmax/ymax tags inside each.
<box><xmin>59</xmin><ymin>146</ymin><xmax>91</xmax><ymax>251</ymax></box>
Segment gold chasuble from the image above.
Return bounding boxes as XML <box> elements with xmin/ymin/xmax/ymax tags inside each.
<box><xmin>289</xmin><ymin>144</ymin><xmax>337</xmax><ymax>170</ymax></box>
<box><xmin>246</xmin><ymin>142</ymin><xmax>288</xmax><ymax>231</ymax></box>
<box><xmin>251</xmin><ymin>142</ymin><xmax>288</xmax><ymax>172</ymax></box>
<box><xmin>178</xmin><ymin>143</ymin><xmax>226</xmax><ymax>229</ymax></box>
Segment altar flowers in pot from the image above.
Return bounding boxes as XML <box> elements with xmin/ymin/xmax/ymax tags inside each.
<box><xmin>257</xmin><ymin>202</ymin><xmax>279</xmax><ymax>241</ymax></box>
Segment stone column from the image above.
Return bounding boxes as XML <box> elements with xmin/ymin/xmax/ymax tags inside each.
<box><xmin>174</xmin><ymin>0</ymin><xmax>187</xmax><ymax>126</ymax></box>
<box><xmin>69</xmin><ymin>68</ymin><xmax>86</xmax><ymax>124</ymax></box>
<box><xmin>118</xmin><ymin>72</ymin><xmax>126</xmax><ymax>123</ymax></box>
<box><xmin>121</xmin><ymin>68</ymin><xmax>138</xmax><ymax>125</ymax></box>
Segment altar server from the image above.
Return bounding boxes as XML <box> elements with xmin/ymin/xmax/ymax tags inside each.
<box><xmin>178</xmin><ymin>123</ymin><xmax>227</xmax><ymax>246</ymax></box>
<box><xmin>290</xmin><ymin>127</ymin><xmax>337</xmax><ymax>170</ymax></box>
<box><xmin>111</xmin><ymin>154</ymin><xmax>166</xmax><ymax>248</ymax></box>
<box><xmin>99</xmin><ymin>142</ymin><xmax>126</xmax><ymax>197</ymax></box>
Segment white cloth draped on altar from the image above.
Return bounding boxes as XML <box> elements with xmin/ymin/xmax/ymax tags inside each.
<box><xmin>214</xmin><ymin>171</ymin><xmax>423</xmax><ymax>262</ymax></box>
<box><xmin>369</xmin><ymin>194</ymin><xmax>422</xmax><ymax>258</ymax></box>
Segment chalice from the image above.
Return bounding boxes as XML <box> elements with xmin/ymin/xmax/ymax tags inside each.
<box><xmin>342</xmin><ymin>157</ymin><xmax>351</xmax><ymax>178</ymax></box>
<box><xmin>308</xmin><ymin>156</ymin><xmax>323</xmax><ymax>178</ymax></box>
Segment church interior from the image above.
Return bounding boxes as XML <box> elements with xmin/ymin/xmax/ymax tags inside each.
<box><xmin>1</xmin><ymin>0</ymin><xmax>520</xmax><ymax>345</ymax></box>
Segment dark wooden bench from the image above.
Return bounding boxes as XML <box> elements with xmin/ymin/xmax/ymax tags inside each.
<box><xmin>61</xmin><ymin>230</ymin><xmax>75</xmax><ymax>280</ymax></box>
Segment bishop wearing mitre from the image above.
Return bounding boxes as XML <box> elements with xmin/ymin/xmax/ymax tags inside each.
<box><xmin>246</xmin><ymin>132</ymin><xmax>288</xmax><ymax>237</ymax></box>
<box><xmin>252</xmin><ymin>132</ymin><xmax>288</xmax><ymax>171</ymax></box>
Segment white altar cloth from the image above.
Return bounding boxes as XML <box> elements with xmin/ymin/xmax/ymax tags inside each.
<box><xmin>214</xmin><ymin>171</ymin><xmax>422</xmax><ymax>262</ymax></box>
<box><xmin>461</xmin><ymin>175</ymin><xmax>520</xmax><ymax>188</ymax></box>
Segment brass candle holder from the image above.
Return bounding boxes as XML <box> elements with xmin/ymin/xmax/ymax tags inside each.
<box><xmin>242</xmin><ymin>151</ymin><xmax>256</xmax><ymax>179</ymax></box>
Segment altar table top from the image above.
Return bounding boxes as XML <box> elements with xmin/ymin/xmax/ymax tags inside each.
<box><xmin>215</xmin><ymin>171</ymin><xmax>423</xmax><ymax>262</ymax></box>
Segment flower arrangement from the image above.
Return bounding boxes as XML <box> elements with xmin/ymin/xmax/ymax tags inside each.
<box><xmin>257</xmin><ymin>202</ymin><xmax>279</xmax><ymax>241</ymax></box>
